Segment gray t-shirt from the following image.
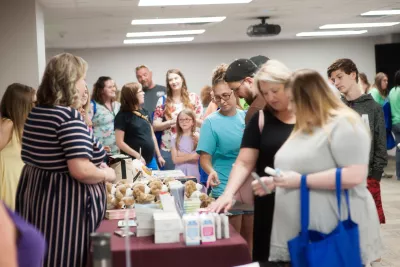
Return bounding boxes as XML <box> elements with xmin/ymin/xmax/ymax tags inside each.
<box><xmin>143</xmin><ymin>84</ymin><xmax>166</xmax><ymax>115</ymax></box>
<box><xmin>269</xmin><ymin>115</ymin><xmax>382</xmax><ymax>264</ymax></box>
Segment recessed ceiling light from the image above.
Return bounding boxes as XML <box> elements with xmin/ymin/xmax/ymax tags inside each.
<box><xmin>296</xmin><ymin>30</ymin><xmax>368</xmax><ymax>37</ymax></box>
<box><xmin>320</xmin><ymin>22</ymin><xmax>400</xmax><ymax>29</ymax></box>
<box><xmin>126</xmin><ymin>29</ymin><xmax>205</xmax><ymax>38</ymax></box>
<box><xmin>131</xmin><ymin>17</ymin><xmax>226</xmax><ymax>25</ymax></box>
<box><xmin>123</xmin><ymin>37</ymin><xmax>195</xmax><ymax>44</ymax></box>
<box><xmin>138</xmin><ymin>0</ymin><xmax>252</xmax><ymax>6</ymax></box>
<box><xmin>361</xmin><ymin>10</ymin><xmax>400</xmax><ymax>16</ymax></box>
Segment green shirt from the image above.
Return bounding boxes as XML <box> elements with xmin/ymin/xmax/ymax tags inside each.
<box><xmin>369</xmin><ymin>88</ymin><xmax>386</xmax><ymax>106</ymax></box>
<box><xmin>389</xmin><ymin>86</ymin><xmax>400</xmax><ymax>125</ymax></box>
<box><xmin>239</xmin><ymin>98</ymin><xmax>249</xmax><ymax>110</ymax></box>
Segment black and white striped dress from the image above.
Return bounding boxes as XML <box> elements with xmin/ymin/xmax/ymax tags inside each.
<box><xmin>16</xmin><ymin>105</ymin><xmax>107</xmax><ymax>267</ymax></box>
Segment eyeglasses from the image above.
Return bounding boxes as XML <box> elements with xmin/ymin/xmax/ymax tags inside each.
<box><xmin>232</xmin><ymin>80</ymin><xmax>245</xmax><ymax>91</ymax></box>
<box><xmin>214</xmin><ymin>90</ymin><xmax>234</xmax><ymax>102</ymax></box>
<box><xmin>179</xmin><ymin>118</ymin><xmax>193</xmax><ymax>123</ymax></box>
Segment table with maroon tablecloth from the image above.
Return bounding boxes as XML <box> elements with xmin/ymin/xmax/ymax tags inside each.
<box><xmin>90</xmin><ymin>219</ymin><xmax>252</xmax><ymax>267</ymax></box>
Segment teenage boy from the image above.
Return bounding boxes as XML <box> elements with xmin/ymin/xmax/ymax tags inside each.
<box><xmin>328</xmin><ymin>58</ymin><xmax>386</xmax><ymax>267</ymax></box>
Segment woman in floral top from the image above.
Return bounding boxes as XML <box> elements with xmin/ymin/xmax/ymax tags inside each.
<box><xmin>90</xmin><ymin>76</ymin><xmax>121</xmax><ymax>155</ymax></box>
<box><xmin>153</xmin><ymin>69</ymin><xmax>203</xmax><ymax>170</ymax></box>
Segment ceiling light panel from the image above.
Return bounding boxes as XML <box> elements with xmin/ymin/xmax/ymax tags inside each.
<box><xmin>361</xmin><ymin>10</ymin><xmax>400</xmax><ymax>16</ymax></box>
<box><xmin>126</xmin><ymin>29</ymin><xmax>205</xmax><ymax>37</ymax></box>
<box><xmin>131</xmin><ymin>17</ymin><xmax>226</xmax><ymax>25</ymax></box>
<box><xmin>123</xmin><ymin>37</ymin><xmax>195</xmax><ymax>44</ymax></box>
<box><xmin>138</xmin><ymin>0</ymin><xmax>252</xmax><ymax>6</ymax></box>
<box><xmin>320</xmin><ymin>22</ymin><xmax>400</xmax><ymax>29</ymax></box>
<box><xmin>296</xmin><ymin>30</ymin><xmax>368</xmax><ymax>37</ymax></box>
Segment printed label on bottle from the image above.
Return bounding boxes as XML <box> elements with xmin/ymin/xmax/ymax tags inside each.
<box><xmin>203</xmin><ymin>226</ymin><xmax>214</xmax><ymax>236</ymax></box>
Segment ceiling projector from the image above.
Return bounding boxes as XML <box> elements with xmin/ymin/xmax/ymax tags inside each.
<box><xmin>247</xmin><ymin>17</ymin><xmax>281</xmax><ymax>37</ymax></box>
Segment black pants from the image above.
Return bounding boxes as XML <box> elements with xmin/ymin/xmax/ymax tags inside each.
<box><xmin>253</xmin><ymin>192</ymin><xmax>275</xmax><ymax>262</ymax></box>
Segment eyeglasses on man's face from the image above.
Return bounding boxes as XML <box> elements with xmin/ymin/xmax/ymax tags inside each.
<box><xmin>214</xmin><ymin>90</ymin><xmax>234</xmax><ymax>102</ymax></box>
<box><xmin>232</xmin><ymin>80</ymin><xmax>245</xmax><ymax>91</ymax></box>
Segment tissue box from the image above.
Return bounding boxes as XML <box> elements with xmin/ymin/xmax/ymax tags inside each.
<box><xmin>153</xmin><ymin>212</ymin><xmax>181</xmax><ymax>231</ymax></box>
<box><xmin>154</xmin><ymin>230</ymin><xmax>180</xmax><ymax>244</ymax></box>
<box><xmin>153</xmin><ymin>212</ymin><xmax>182</xmax><ymax>244</ymax></box>
<box><xmin>137</xmin><ymin>229</ymin><xmax>154</xmax><ymax>237</ymax></box>
<box><xmin>136</xmin><ymin>207</ymin><xmax>163</xmax><ymax>233</ymax></box>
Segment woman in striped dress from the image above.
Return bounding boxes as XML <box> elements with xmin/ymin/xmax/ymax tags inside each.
<box><xmin>15</xmin><ymin>53</ymin><xmax>116</xmax><ymax>267</ymax></box>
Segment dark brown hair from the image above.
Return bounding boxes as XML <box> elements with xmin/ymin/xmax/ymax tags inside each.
<box><xmin>165</xmin><ymin>69</ymin><xmax>192</xmax><ymax>120</ymax></box>
<box><xmin>175</xmin><ymin>109</ymin><xmax>198</xmax><ymax>151</ymax></box>
<box><xmin>1</xmin><ymin>83</ymin><xmax>35</xmax><ymax>142</ymax></box>
<box><xmin>212</xmin><ymin>64</ymin><xmax>242</xmax><ymax>109</ymax></box>
<box><xmin>120</xmin><ymin>82</ymin><xmax>142</xmax><ymax>112</ymax></box>
<box><xmin>373</xmin><ymin>72</ymin><xmax>389</xmax><ymax>97</ymax></box>
<box><xmin>91</xmin><ymin>76</ymin><xmax>113</xmax><ymax>105</ymax></box>
<box><xmin>327</xmin><ymin>58</ymin><xmax>359</xmax><ymax>83</ymax></box>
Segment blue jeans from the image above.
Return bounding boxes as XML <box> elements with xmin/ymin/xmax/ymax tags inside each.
<box><xmin>392</xmin><ymin>123</ymin><xmax>400</xmax><ymax>180</ymax></box>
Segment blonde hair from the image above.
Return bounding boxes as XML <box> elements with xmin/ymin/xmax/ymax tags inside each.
<box><xmin>211</xmin><ymin>64</ymin><xmax>242</xmax><ymax>109</ymax></box>
<box><xmin>175</xmin><ymin>109</ymin><xmax>198</xmax><ymax>151</ymax></box>
<box><xmin>37</xmin><ymin>53</ymin><xmax>87</xmax><ymax>109</ymax></box>
<box><xmin>287</xmin><ymin>69</ymin><xmax>359</xmax><ymax>134</ymax></box>
<box><xmin>81</xmin><ymin>85</ymin><xmax>92</xmax><ymax>127</ymax></box>
<box><xmin>254</xmin><ymin>59</ymin><xmax>292</xmax><ymax>85</ymax></box>
<box><xmin>254</xmin><ymin>59</ymin><xmax>292</xmax><ymax>112</ymax></box>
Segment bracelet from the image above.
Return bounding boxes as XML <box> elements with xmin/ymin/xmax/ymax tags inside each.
<box><xmin>158</xmin><ymin>156</ymin><xmax>163</xmax><ymax>158</ymax></box>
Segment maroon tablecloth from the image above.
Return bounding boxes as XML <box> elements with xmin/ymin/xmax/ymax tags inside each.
<box><xmin>90</xmin><ymin>219</ymin><xmax>251</xmax><ymax>267</ymax></box>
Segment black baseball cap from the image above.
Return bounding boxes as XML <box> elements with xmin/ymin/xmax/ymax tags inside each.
<box><xmin>224</xmin><ymin>58</ymin><xmax>258</xmax><ymax>83</ymax></box>
<box><xmin>250</xmin><ymin>55</ymin><xmax>269</xmax><ymax>69</ymax></box>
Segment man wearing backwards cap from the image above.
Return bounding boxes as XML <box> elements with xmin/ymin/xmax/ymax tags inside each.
<box><xmin>224</xmin><ymin>58</ymin><xmax>267</xmax><ymax>124</ymax></box>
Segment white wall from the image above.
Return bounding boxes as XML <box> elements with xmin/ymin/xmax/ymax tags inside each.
<box><xmin>46</xmin><ymin>37</ymin><xmax>377</xmax><ymax>95</ymax></box>
<box><xmin>0</xmin><ymin>0</ymin><xmax>46</xmax><ymax>97</ymax></box>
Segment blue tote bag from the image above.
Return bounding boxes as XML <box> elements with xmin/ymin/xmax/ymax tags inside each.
<box><xmin>287</xmin><ymin>168</ymin><xmax>363</xmax><ymax>267</ymax></box>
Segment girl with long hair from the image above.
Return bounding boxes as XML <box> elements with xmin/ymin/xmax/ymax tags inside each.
<box><xmin>114</xmin><ymin>82</ymin><xmax>165</xmax><ymax>169</ymax></box>
<box><xmin>0</xmin><ymin>83</ymin><xmax>36</xmax><ymax>210</ymax></box>
<box><xmin>370</xmin><ymin>72</ymin><xmax>389</xmax><ymax>106</ymax></box>
<box><xmin>171</xmin><ymin>109</ymin><xmax>200</xmax><ymax>181</ymax></box>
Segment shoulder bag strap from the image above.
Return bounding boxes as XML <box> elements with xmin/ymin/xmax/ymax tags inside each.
<box><xmin>258</xmin><ymin>109</ymin><xmax>264</xmax><ymax>133</ymax></box>
<box><xmin>300</xmin><ymin>175</ymin><xmax>310</xmax><ymax>241</ymax></box>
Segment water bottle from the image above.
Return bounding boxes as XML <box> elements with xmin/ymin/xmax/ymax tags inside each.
<box><xmin>91</xmin><ymin>233</ymin><xmax>113</xmax><ymax>267</ymax></box>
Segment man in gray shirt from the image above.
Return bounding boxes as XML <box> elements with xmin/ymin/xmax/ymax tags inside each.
<box><xmin>136</xmin><ymin>65</ymin><xmax>166</xmax><ymax>115</ymax></box>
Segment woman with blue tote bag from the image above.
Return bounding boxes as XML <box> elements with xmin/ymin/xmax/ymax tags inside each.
<box><xmin>252</xmin><ymin>69</ymin><xmax>382</xmax><ymax>266</ymax></box>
